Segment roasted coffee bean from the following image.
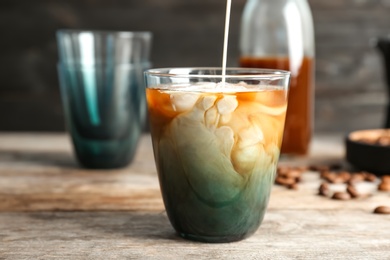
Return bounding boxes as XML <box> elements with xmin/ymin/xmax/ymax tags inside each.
<box><xmin>329</xmin><ymin>163</ymin><xmax>343</xmax><ymax>171</ymax></box>
<box><xmin>320</xmin><ymin>170</ymin><xmax>331</xmax><ymax>179</ymax></box>
<box><xmin>309</xmin><ymin>165</ymin><xmax>330</xmax><ymax>172</ymax></box>
<box><xmin>321</xmin><ymin>171</ymin><xmax>335</xmax><ymax>182</ymax></box>
<box><xmin>275</xmin><ymin>176</ymin><xmax>296</xmax><ymax>186</ymax></box>
<box><xmin>318</xmin><ymin>182</ymin><xmax>330</xmax><ymax>197</ymax></box>
<box><xmin>276</xmin><ymin>172</ymin><xmax>288</xmax><ymax>178</ymax></box>
<box><xmin>295</xmin><ymin>166</ymin><xmax>309</xmax><ymax>172</ymax></box>
<box><xmin>332</xmin><ymin>192</ymin><xmax>351</xmax><ymax>200</ymax></box>
<box><xmin>323</xmin><ymin>172</ymin><xmax>345</xmax><ymax>184</ymax></box>
<box><xmin>277</xmin><ymin>166</ymin><xmax>291</xmax><ymax>175</ymax></box>
<box><xmin>333</xmin><ymin>176</ymin><xmax>347</xmax><ymax>184</ymax></box>
<box><xmin>377</xmin><ymin>136</ymin><xmax>390</xmax><ymax>146</ymax></box>
<box><xmin>285</xmin><ymin>169</ymin><xmax>302</xmax><ymax>179</ymax></box>
<box><xmin>373</xmin><ymin>206</ymin><xmax>390</xmax><ymax>214</ymax></box>
<box><xmin>382</xmin><ymin>175</ymin><xmax>390</xmax><ymax>184</ymax></box>
<box><xmin>277</xmin><ymin>169</ymin><xmax>297</xmax><ymax>178</ymax></box>
<box><xmin>358</xmin><ymin>137</ymin><xmax>373</xmax><ymax>144</ymax></box>
<box><xmin>346</xmin><ymin>185</ymin><xmax>359</xmax><ymax>198</ymax></box>
<box><xmin>348</xmin><ymin>173</ymin><xmax>365</xmax><ymax>184</ymax></box>
<box><xmin>378</xmin><ymin>182</ymin><xmax>390</xmax><ymax>191</ymax></box>
<box><xmin>363</xmin><ymin>172</ymin><xmax>377</xmax><ymax>182</ymax></box>
<box><xmin>287</xmin><ymin>183</ymin><xmax>298</xmax><ymax>190</ymax></box>
<box><xmin>338</xmin><ymin>171</ymin><xmax>352</xmax><ymax>183</ymax></box>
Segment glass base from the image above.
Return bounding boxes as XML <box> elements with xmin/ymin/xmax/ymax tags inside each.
<box><xmin>70</xmin><ymin>127</ymin><xmax>140</xmax><ymax>169</ymax></box>
<box><xmin>77</xmin><ymin>156</ymin><xmax>131</xmax><ymax>169</ymax></box>
<box><xmin>178</xmin><ymin>231</ymin><xmax>251</xmax><ymax>243</ymax></box>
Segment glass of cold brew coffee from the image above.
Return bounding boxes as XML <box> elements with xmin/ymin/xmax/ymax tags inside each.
<box><xmin>145</xmin><ymin>68</ymin><xmax>290</xmax><ymax>243</ymax></box>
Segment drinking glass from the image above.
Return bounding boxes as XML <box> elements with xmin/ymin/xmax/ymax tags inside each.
<box><xmin>57</xmin><ymin>30</ymin><xmax>152</xmax><ymax>168</ymax></box>
<box><xmin>145</xmin><ymin>68</ymin><xmax>290</xmax><ymax>242</ymax></box>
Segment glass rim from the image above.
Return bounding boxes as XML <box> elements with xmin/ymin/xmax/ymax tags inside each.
<box><xmin>57</xmin><ymin>61</ymin><xmax>151</xmax><ymax>69</ymax></box>
<box><xmin>56</xmin><ymin>29</ymin><xmax>152</xmax><ymax>39</ymax></box>
<box><xmin>145</xmin><ymin>67</ymin><xmax>290</xmax><ymax>79</ymax></box>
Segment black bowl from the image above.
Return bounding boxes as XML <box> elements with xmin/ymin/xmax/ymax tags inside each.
<box><xmin>346</xmin><ymin>129</ymin><xmax>390</xmax><ymax>175</ymax></box>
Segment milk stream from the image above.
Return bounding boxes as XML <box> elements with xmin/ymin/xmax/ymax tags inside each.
<box><xmin>221</xmin><ymin>0</ymin><xmax>232</xmax><ymax>85</ymax></box>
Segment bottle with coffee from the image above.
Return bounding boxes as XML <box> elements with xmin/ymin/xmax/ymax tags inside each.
<box><xmin>239</xmin><ymin>0</ymin><xmax>315</xmax><ymax>155</ymax></box>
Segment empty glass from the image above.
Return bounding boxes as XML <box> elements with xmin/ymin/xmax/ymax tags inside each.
<box><xmin>57</xmin><ymin>30</ymin><xmax>152</xmax><ymax>169</ymax></box>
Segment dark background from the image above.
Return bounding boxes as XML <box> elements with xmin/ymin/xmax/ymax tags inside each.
<box><xmin>1</xmin><ymin>0</ymin><xmax>390</xmax><ymax>133</ymax></box>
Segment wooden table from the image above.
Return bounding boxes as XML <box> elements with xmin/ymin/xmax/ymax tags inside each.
<box><xmin>0</xmin><ymin>133</ymin><xmax>389</xmax><ymax>259</ymax></box>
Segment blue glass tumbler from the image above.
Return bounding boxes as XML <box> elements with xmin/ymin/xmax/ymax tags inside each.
<box><xmin>57</xmin><ymin>30</ymin><xmax>152</xmax><ymax>168</ymax></box>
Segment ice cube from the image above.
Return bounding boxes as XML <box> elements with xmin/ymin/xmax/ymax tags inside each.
<box><xmin>201</xmin><ymin>95</ymin><xmax>217</xmax><ymax>110</ymax></box>
<box><xmin>170</xmin><ymin>92</ymin><xmax>200</xmax><ymax>112</ymax></box>
<box><xmin>215</xmin><ymin>126</ymin><xmax>234</xmax><ymax>158</ymax></box>
<box><xmin>238</xmin><ymin>124</ymin><xmax>264</xmax><ymax>149</ymax></box>
<box><xmin>215</xmin><ymin>82</ymin><xmax>248</xmax><ymax>92</ymax></box>
<box><xmin>220</xmin><ymin>114</ymin><xmax>232</xmax><ymax>124</ymax></box>
<box><xmin>258</xmin><ymin>104</ymin><xmax>287</xmax><ymax>116</ymax></box>
<box><xmin>232</xmin><ymin>145</ymin><xmax>262</xmax><ymax>175</ymax></box>
<box><xmin>216</xmin><ymin>95</ymin><xmax>238</xmax><ymax>115</ymax></box>
<box><xmin>205</xmin><ymin>107</ymin><xmax>218</xmax><ymax>129</ymax></box>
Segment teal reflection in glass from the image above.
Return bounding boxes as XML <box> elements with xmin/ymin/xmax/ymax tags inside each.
<box><xmin>58</xmin><ymin>64</ymin><xmax>147</xmax><ymax>168</ymax></box>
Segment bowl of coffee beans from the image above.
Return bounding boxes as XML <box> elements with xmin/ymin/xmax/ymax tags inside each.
<box><xmin>346</xmin><ymin>129</ymin><xmax>390</xmax><ymax>175</ymax></box>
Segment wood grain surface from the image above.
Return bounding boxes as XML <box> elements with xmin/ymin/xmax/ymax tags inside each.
<box><xmin>1</xmin><ymin>209</ymin><xmax>390</xmax><ymax>260</ymax></box>
<box><xmin>0</xmin><ymin>134</ymin><xmax>161</xmax><ymax>212</ymax></box>
<box><xmin>0</xmin><ymin>133</ymin><xmax>390</xmax><ymax>259</ymax></box>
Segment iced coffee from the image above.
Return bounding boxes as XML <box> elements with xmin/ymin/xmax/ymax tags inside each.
<box><xmin>145</xmin><ymin>68</ymin><xmax>289</xmax><ymax>243</ymax></box>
